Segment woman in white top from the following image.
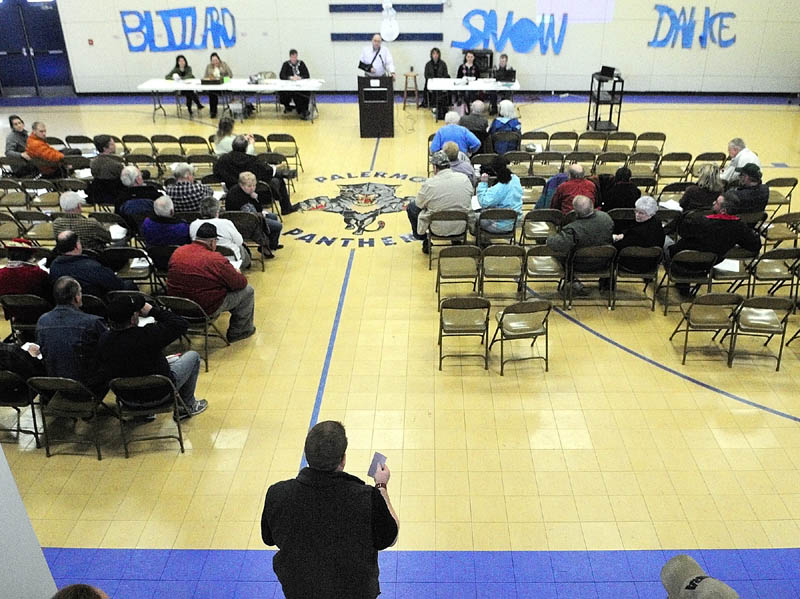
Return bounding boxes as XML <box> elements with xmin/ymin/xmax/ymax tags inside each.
<box><xmin>213</xmin><ymin>117</ymin><xmax>255</xmax><ymax>155</ymax></box>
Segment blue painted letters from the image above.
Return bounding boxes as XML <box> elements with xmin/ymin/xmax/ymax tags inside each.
<box><xmin>648</xmin><ymin>4</ymin><xmax>735</xmax><ymax>49</ymax></box>
<box><xmin>120</xmin><ymin>7</ymin><xmax>236</xmax><ymax>52</ymax></box>
<box><xmin>452</xmin><ymin>10</ymin><xmax>568</xmax><ymax>55</ymax></box>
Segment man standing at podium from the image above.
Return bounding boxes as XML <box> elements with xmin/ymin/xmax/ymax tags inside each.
<box><xmin>359</xmin><ymin>34</ymin><xmax>395</xmax><ymax>79</ymax></box>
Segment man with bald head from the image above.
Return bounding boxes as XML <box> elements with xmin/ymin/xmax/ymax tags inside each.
<box><xmin>550</xmin><ymin>164</ymin><xmax>598</xmax><ymax>214</ymax></box>
<box><xmin>359</xmin><ymin>33</ymin><xmax>395</xmax><ymax>79</ymax></box>
<box><xmin>546</xmin><ymin>195</ymin><xmax>614</xmax><ymax>295</ymax></box>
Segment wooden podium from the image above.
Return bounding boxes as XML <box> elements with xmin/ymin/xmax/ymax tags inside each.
<box><xmin>358</xmin><ymin>76</ymin><xmax>394</xmax><ymax>138</ymax></box>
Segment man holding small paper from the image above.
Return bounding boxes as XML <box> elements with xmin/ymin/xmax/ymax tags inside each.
<box><xmin>261</xmin><ymin>421</ymin><xmax>399</xmax><ymax>599</ymax></box>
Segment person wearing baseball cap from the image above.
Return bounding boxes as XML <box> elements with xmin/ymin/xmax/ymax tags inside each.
<box><xmin>97</xmin><ymin>294</ymin><xmax>207</xmax><ymax>419</ymax></box>
<box><xmin>406</xmin><ymin>150</ymin><xmax>473</xmax><ymax>254</ymax></box>
<box><xmin>732</xmin><ymin>162</ymin><xmax>769</xmax><ymax>214</ymax></box>
<box><xmin>661</xmin><ymin>554</ymin><xmax>739</xmax><ymax>598</ymax></box>
<box><xmin>167</xmin><ymin>222</ymin><xmax>256</xmax><ymax>343</ymax></box>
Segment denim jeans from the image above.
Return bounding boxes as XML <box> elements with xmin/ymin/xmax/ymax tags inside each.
<box><xmin>170</xmin><ymin>350</ymin><xmax>201</xmax><ymax>408</ymax></box>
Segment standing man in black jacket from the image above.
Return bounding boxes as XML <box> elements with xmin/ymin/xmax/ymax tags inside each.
<box><xmin>213</xmin><ymin>135</ymin><xmax>296</xmax><ymax>214</ymax></box>
<box><xmin>97</xmin><ymin>295</ymin><xmax>207</xmax><ymax>418</ymax></box>
<box><xmin>261</xmin><ymin>421</ymin><xmax>399</xmax><ymax>599</ymax></box>
<box><xmin>279</xmin><ymin>49</ymin><xmax>311</xmax><ymax>119</ymax></box>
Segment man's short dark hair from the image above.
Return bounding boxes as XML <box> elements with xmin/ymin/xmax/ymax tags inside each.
<box><xmin>304</xmin><ymin>421</ymin><xmax>347</xmax><ymax>471</ymax></box>
<box><xmin>289</xmin><ymin>49</ymin><xmax>298</xmax><ymax>56</ymax></box>
<box><xmin>53</xmin><ymin>276</ymin><xmax>81</xmax><ymax>305</ymax></box>
<box><xmin>51</xmin><ymin>584</ymin><xmax>106</xmax><ymax>599</ymax></box>
<box><xmin>55</xmin><ymin>231</ymin><xmax>79</xmax><ymax>254</ymax></box>
<box><xmin>231</xmin><ymin>135</ymin><xmax>249</xmax><ymax>153</ymax></box>
<box><xmin>93</xmin><ymin>134</ymin><xmax>112</xmax><ymax>153</ymax></box>
<box><xmin>719</xmin><ymin>190</ymin><xmax>740</xmax><ymax>214</ymax></box>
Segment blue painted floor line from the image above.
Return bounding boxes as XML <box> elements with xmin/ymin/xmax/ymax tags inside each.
<box><xmin>0</xmin><ymin>93</ymin><xmax>793</xmax><ymax>108</ymax></box>
<box><xmin>45</xmin><ymin>547</ymin><xmax>800</xmax><ymax>598</ymax></box>
<box><xmin>549</xmin><ymin>300</ymin><xmax>800</xmax><ymax>424</ymax></box>
<box><xmin>299</xmin><ymin>248</ymin><xmax>356</xmax><ymax>470</ymax></box>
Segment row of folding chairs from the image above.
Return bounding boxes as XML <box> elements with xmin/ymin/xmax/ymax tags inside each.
<box><xmin>438</xmin><ymin>295</ymin><xmax>552</xmax><ymax>375</ymax></box>
<box><xmin>669</xmin><ymin>293</ymin><xmax>797</xmax><ymax>370</ymax></box>
<box><xmin>519</xmin><ymin>130</ymin><xmax>669</xmax><ymax>155</ymax></box>
<box><xmin>43</xmin><ymin>133</ymin><xmax>303</xmax><ymax>172</ymax></box>
<box><xmin>0</xmin><ymin>367</ymin><xmax>187</xmax><ymax>460</ymax></box>
<box><xmin>473</xmin><ymin>150</ymin><xmax>726</xmax><ymax>184</ymax></box>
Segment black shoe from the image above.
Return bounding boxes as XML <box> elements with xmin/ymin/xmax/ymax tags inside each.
<box><xmin>196</xmin><ymin>103</ymin><xmax>205</xmax><ymax>110</ymax></box>
<box><xmin>270</xmin><ymin>244</ymin><xmax>284</xmax><ymax>250</ymax></box>
<box><xmin>422</xmin><ymin>240</ymin><xmax>430</xmax><ymax>254</ymax></box>
<box><xmin>227</xmin><ymin>327</ymin><xmax>256</xmax><ymax>343</ymax></box>
<box><xmin>282</xmin><ymin>204</ymin><xmax>299</xmax><ymax>215</ymax></box>
<box><xmin>284</xmin><ymin>106</ymin><xmax>294</xmax><ymax>113</ymax></box>
<box><xmin>210</xmin><ymin>112</ymin><xmax>217</xmax><ymax>118</ymax></box>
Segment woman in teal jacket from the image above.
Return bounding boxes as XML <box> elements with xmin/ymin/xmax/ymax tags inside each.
<box><xmin>475</xmin><ymin>155</ymin><xmax>523</xmax><ymax>233</ymax></box>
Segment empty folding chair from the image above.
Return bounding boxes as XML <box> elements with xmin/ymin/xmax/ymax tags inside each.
<box><xmin>179</xmin><ymin>135</ymin><xmax>212</xmax><ymax>156</ymax></box>
<box><xmin>151</xmin><ymin>134</ymin><xmax>182</xmax><ymax>156</ymax></box>
<box><xmin>438</xmin><ymin>297</ymin><xmax>491</xmax><ymax>370</ymax></box>
<box><xmin>594</xmin><ymin>152</ymin><xmax>628</xmax><ymax>176</ymax></box>
<box><xmin>520</xmin><ymin>131</ymin><xmax>548</xmax><ymax>153</ymax></box>
<box><xmin>764</xmin><ymin>177</ymin><xmax>797</xmax><ymax>218</ymax></box>
<box><xmin>519</xmin><ymin>176</ymin><xmax>547</xmax><ymax>211</ymax></box>
<box><xmin>657</xmin><ymin>152</ymin><xmax>692</xmax><ymax>184</ymax></box>
<box><xmin>657</xmin><ymin>250</ymin><xmax>717</xmax><ymax>315</ymax></box>
<box><xmin>479</xmin><ymin>244</ymin><xmax>525</xmax><ymax>299</ymax></box>
<box><xmin>668</xmin><ymin>293</ymin><xmax>742</xmax><ymax>365</ymax></box>
<box><xmin>530</xmin><ymin>152</ymin><xmax>564</xmax><ymax>178</ymax></box>
<box><xmin>121</xmin><ymin>134</ymin><xmax>155</xmax><ymax>156</ymax></box>
<box><xmin>267</xmin><ymin>133</ymin><xmax>304</xmax><ymax>173</ymax></box>
<box><xmin>634</xmin><ymin>131</ymin><xmax>666</xmax><ymax>154</ymax></box>
<box><xmin>489</xmin><ymin>299</ymin><xmax>552</xmax><ymax>375</ymax></box>
<box><xmin>504</xmin><ymin>151</ymin><xmax>531</xmax><ymax>177</ymax></box>
<box><xmin>605</xmin><ymin>131</ymin><xmax>636</xmax><ymax>154</ymax></box>
<box><xmin>577</xmin><ymin>131</ymin><xmax>607</xmax><ymax>154</ymax></box>
<box><xmin>728</xmin><ymin>296</ymin><xmax>794</xmax><ymax>370</ymax></box>
<box><xmin>64</xmin><ymin>135</ymin><xmax>96</xmax><ymax>156</ymax></box>
<box><xmin>435</xmin><ymin>245</ymin><xmax>481</xmax><ymax>306</ymax></box>
<box><xmin>548</xmin><ymin>131</ymin><xmax>578</xmax><ymax>153</ymax></box>
<box><xmin>627</xmin><ymin>152</ymin><xmax>660</xmax><ymax>178</ymax></box>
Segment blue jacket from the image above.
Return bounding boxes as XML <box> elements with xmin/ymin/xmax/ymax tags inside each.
<box><xmin>477</xmin><ymin>175</ymin><xmax>523</xmax><ymax>232</ymax></box>
<box><xmin>430</xmin><ymin>124</ymin><xmax>481</xmax><ymax>155</ymax></box>
<box><xmin>141</xmin><ymin>216</ymin><xmax>191</xmax><ymax>248</ymax></box>
<box><xmin>49</xmin><ymin>254</ymin><xmax>133</xmax><ymax>298</ymax></box>
<box><xmin>489</xmin><ymin>117</ymin><xmax>522</xmax><ymax>154</ymax></box>
<box><xmin>36</xmin><ymin>305</ymin><xmax>108</xmax><ymax>388</ymax></box>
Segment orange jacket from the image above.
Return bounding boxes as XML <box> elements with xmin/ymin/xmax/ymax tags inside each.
<box><xmin>26</xmin><ymin>135</ymin><xmax>64</xmax><ymax>175</ymax></box>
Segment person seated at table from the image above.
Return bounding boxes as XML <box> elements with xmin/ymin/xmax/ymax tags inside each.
<box><xmin>600</xmin><ymin>166</ymin><xmax>641</xmax><ymax>212</ymax></box>
<box><xmin>224</xmin><ymin>171</ymin><xmax>283</xmax><ymax>255</ymax></box>
<box><xmin>473</xmin><ymin>154</ymin><xmax>523</xmax><ymax>237</ymax></box>
<box><xmin>279</xmin><ymin>49</ymin><xmax>311</xmax><ymax>119</ymax></box>
<box><xmin>456</xmin><ymin>50</ymin><xmax>481</xmax><ymax>110</ymax></box>
<box><xmin>213</xmin><ymin>116</ymin><xmax>255</xmax><ymax>155</ymax></box>
<box><xmin>203</xmin><ymin>52</ymin><xmax>232</xmax><ymax>118</ymax></box>
<box><xmin>422</xmin><ymin>47</ymin><xmax>449</xmax><ymax>115</ymax></box>
<box><xmin>488</xmin><ymin>53</ymin><xmax>514</xmax><ymax>113</ymax></box>
<box><xmin>430</xmin><ymin>111</ymin><xmax>481</xmax><ymax>156</ymax></box>
<box><xmin>140</xmin><ymin>196</ymin><xmax>191</xmax><ymax>248</ymax></box>
<box><xmin>89</xmin><ymin>135</ymin><xmax>124</xmax><ymax>207</ymax></box>
<box><xmin>488</xmin><ymin>99</ymin><xmax>521</xmax><ymax>154</ymax></box>
<box><xmin>165</xmin><ymin>54</ymin><xmax>204</xmax><ymax>116</ymax></box>
<box><xmin>0</xmin><ymin>240</ymin><xmax>50</xmax><ymax>300</ymax></box>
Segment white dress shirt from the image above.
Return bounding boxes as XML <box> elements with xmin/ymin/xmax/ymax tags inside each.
<box><xmin>721</xmin><ymin>147</ymin><xmax>760</xmax><ymax>182</ymax></box>
<box><xmin>360</xmin><ymin>44</ymin><xmax>395</xmax><ymax>77</ymax></box>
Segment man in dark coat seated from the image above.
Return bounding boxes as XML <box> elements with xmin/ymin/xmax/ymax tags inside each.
<box><xmin>213</xmin><ymin>135</ymin><xmax>297</xmax><ymax>214</ymax></box>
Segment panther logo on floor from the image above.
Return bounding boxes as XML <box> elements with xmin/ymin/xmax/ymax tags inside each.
<box><xmin>297</xmin><ymin>182</ymin><xmax>414</xmax><ymax>235</ymax></box>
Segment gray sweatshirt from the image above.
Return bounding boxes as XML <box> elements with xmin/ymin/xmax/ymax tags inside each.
<box><xmin>5</xmin><ymin>129</ymin><xmax>28</xmax><ymax>159</ymax></box>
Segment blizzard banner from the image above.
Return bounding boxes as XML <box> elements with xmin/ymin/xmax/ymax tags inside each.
<box><xmin>121</xmin><ymin>7</ymin><xmax>236</xmax><ymax>52</ymax></box>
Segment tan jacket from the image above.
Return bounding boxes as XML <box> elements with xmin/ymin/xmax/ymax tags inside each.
<box><xmin>203</xmin><ymin>61</ymin><xmax>232</xmax><ymax>79</ymax></box>
<box><xmin>415</xmin><ymin>169</ymin><xmax>474</xmax><ymax>236</ymax></box>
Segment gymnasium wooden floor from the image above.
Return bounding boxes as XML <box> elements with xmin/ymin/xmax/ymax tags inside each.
<box><xmin>2</xmin><ymin>94</ymin><xmax>800</xmax><ymax>598</ymax></box>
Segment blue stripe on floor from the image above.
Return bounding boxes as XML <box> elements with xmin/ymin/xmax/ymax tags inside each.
<box><xmin>299</xmin><ymin>248</ymin><xmax>356</xmax><ymax>470</ymax></box>
<box><xmin>44</xmin><ymin>547</ymin><xmax>800</xmax><ymax>598</ymax></box>
<box><xmin>0</xmin><ymin>93</ymin><xmax>793</xmax><ymax>108</ymax></box>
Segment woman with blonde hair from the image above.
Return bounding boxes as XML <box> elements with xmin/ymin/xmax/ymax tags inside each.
<box><xmin>679</xmin><ymin>163</ymin><xmax>724</xmax><ymax>211</ymax></box>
